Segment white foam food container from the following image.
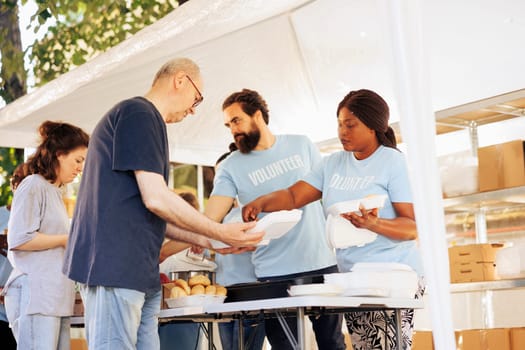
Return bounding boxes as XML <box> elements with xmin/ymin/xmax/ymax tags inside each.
<box><xmin>324</xmin><ymin>263</ymin><xmax>418</xmax><ymax>298</ymax></box>
<box><xmin>326</xmin><ymin>214</ymin><xmax>377</xmax><ymax>249</ymax></box>
<box><xmin>210</xmin><ymin>209</ymin><xmax>302</xmax><ymax>249</ymax></box>
<box><xmin>287</xmin><ymin>283</ymin><xmax>343</xmax><ymax>297</ymax></box>
<box><xmin>326</xmin><ymin>194</ymin><xmax>388</xmax><ymax>217</ymax></box>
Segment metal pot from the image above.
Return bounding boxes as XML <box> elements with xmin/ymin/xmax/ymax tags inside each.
<box><xmin>169</xmin><ymin>270</ymin><xmax>216</xmax><ymax>284</ymax></box>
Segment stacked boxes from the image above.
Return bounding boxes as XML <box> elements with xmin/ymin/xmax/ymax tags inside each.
<box><xmin>478</xmin><ymin>140</ymin><xmax>525</xmax><ymax>192</ymax></box>
<box><xmin>456</xmin><ymin>328</ymin><xmax>510</xmax><ymax>350</ymax></box>
<box><xmin>449</xmin><ymin>243</ymin><xmax>503</xmax><ymax>283</ymax></box>
<box><xmin>511</xmin><ymin>327</ymin><xmax>525</xmax><ymax>350</ymax></box>
<box><xmin>412</xmin><ymin>331</ymin><xmax>434</xmax><ymax>350</ymax></box>
<box><xmin>414</xmin><ymin>328</ymin><xmax>525</xmax><ymax>350</ymax></box>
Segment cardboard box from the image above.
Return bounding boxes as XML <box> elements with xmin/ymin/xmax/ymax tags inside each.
<box><xmin>71</xmin><ymin>339</ymin><xmax>88</xmax><ymax>350</ymax></box>
<box><xmin>478</xmin><ymin>140</ymin><xmax>525</xmax><ymax>192</ymax></box>
<box><xmin>450</xmin><ymin>261</ymin><xmax>498</xmax><ymax>283</ymax></box>
<box><xmin>449</xmin><ymin>243</ymin><xmax>504</xmax><ymax>264</ymax></box>
<box><xmin>456</xmin><ymin>329</ymin><xmax>482</xmax><ymax>349</ymax></box>
<box><xmin>161</xmin><ymin>282</ymin><xmax>175</xmax><ymax>309</ymax></box>
<box><xmin>510</xmin><ymin>327</ymin><xmax>525</xmax><ymax>350</ymax></box>
<box><xmin>482</xmin><ymin>328</ymin><xmax>510</xmax><ymax>350</ymax></box>
<box><xmin>456</xmin><ymin>328</ymin><xmax>510</xmax><ymax>350</ymax></box>
<box><xmin>412</xmin><ymin>331</ymin><xmax>434</xmax><ymax>350</ymax></box>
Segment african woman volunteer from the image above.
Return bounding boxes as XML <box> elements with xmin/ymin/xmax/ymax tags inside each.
<box><xmin>242</xmin><ymin>89</ymin><xmax>424</xmax><ymax>350</ymax></box>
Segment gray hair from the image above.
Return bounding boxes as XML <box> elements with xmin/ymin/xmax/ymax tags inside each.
<box><xmin>152</xmin><ymin>57</ymin><xmax>200</xmax><ymax>86</ymax></box>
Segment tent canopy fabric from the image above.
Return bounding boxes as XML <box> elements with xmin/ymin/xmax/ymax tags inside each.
<box><xmin>0</xmin><ymin>0</ymin><xmax>524</xmax><ymax>166</ymax></box>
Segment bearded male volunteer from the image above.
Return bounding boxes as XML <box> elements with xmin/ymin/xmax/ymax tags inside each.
<box><xmin>205</xmin><ymin>88</ymin><xmax>345</xmax><ymax>350</ymax></box>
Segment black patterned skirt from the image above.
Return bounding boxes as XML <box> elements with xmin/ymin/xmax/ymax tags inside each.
<box><xmin>344</xmin><ymin>277</ymin><xmax>425</xmax><ymax>350</ymax></box>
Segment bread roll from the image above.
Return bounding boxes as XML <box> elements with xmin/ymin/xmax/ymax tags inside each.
<box><xmin>188</xmin><ymin>275</ymin><xmax>211</xmax><ymax>287</ymax></box>
<box><xmin>205</xmin><ymin>285</ymin><xmax>216</xmax><ymax>295</ymax></box>
<box><xmin>174</xmin><ymin>279</ymin><xmax>191</xmax><ymax>295</ymax></box>
<box><xmin>169</xmin><ymin>286</ymin><xmax>187</xmax><ymax>298</ymax></box>
<box><xmin>191</xmin><ymin>284</ymin><xmax>205</xmax><ymax>295</ymax></box>
<box><xmin>215</xmin><ymin>285</ymin><xmax>227</xmax><ymax>296</ymax></box>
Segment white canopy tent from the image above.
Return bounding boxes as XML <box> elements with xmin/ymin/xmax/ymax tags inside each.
<box><xmin>1</xmin><ymin>0</ymin><xmax>524</xmax><ymax>348</ymax></box>
<box><xmin>1</xmin><ymin>0</ymin><xmax>523</xmax><ymax>165</ymax></box>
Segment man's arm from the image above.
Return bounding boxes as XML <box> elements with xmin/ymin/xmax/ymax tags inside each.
<box><xmin>164</xmin><ymin>223</ymin><xmax>211</xmax><ymax>247</ymax></box>
<box><xmin>135</xmin><ymin>170</ymin><xmax>262</xmax><ymax>247</ymax></box>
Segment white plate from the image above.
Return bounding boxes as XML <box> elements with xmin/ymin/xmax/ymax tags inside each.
<box><xmin>165</xmin><ymin>295</ymin><xmax>226</xmax><ymax>309</ymax></box>
<box><xmin>326</xmin><ymin>214</ymin><xmax>377</xmax><ymax>249</ymax></box>
<box><xmin>343</xmin><ymin>288</ymin><xmax>390</xmax><ymax>297</ymax></box>
<box><xmin>350</xmin><ymin>262</ymin><xmax>414</xmax><ymax>272</ymax></box>
<box><xmin>210</xmin><ymin>210</ymin><xmax>302</xmax><ymax>249</ymax></box>
<box><xmin>326</xmin><ymin>195</ymin><xmax>387</xmax><ymax>217</ymax></box>
<box><xmin>287</xmin><ymin>283</ymin><xmax>343</xmax><ymax>297</ymax></box>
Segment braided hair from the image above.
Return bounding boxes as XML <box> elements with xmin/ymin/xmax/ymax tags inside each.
<box><xmin>337</xmin><ymin>89</ymin><xmax>398</xmax><ymax>150</ymax></box>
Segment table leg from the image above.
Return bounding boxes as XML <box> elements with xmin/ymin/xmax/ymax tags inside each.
<box><xmin>394</xmin><ymin>309</ymin><xmax>402</xmax><ymax>350</ymax></box>
<box><xmin>276</xmin><ymin>311</ymin><xmax>298</xmax><ymax>349</ymax></box>
<box><xmin>296</xmin><ymin>307</ymin><xmax>305</xmax><ymax>350</ymax></box>
<box><xmin>208</xmin><ymin>322</ymin><xmax>214</xmax><ymax>350</ymax></box>
<box><xmin>238</xmin><ymin>316</ymin><xmax>244</xmax><ymax>350</ymax></box>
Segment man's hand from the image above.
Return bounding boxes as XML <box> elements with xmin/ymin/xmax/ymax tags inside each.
<box><xmin>217</xmin><ymin>221</ymin><xmax>263</xmax><ymax>247</ymax></box>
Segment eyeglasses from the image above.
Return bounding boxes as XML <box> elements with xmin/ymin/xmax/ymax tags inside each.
<box><xmin>185</xmin><ymin>75</ymin><xmax>204</xmax><ymax>108</ymax></box>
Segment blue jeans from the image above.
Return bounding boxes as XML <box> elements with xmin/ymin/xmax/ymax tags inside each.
<box><xmin>4</xmin><ymin>275</ymin><xmax>71</xmax><ymax>349</ymax></box>
<box><xmin>219</xmin><ymin>318</ymin><xmax>265</xmax><ymax>350</ymax></box>
<box><xmin>81</xmin><ymin>285</ymin><xmax>161</xmax><ymax>350</ymax></box>
<box><xmin>259</xmin><ymin>265</ymin><xmax>346</xmax><ymax>350</ymax></box>
<box><xmin>159</xmin><ymin>322</ymin><xmax>201</xmax><ymax>350</ymax></box>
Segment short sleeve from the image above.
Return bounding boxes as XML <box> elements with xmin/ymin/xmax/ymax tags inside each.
<box><xmin>113</xmin><ymin>109</ymin><xmax>165</xmax><ymax>175</ymax></box>
<box><xmin>211</xmin><ymin>164</ymin><xmax>238</xmax><ymax>199</ymax></box>
<box><xmin>7</xmin><ymin>178</ymin><xmax>40</xmax><ymax>249</ymax></box>
<box><xmin>305</xmin><ymin>136</ymin><xmax>322</xmax><ymax>167</ymax></box>
<box><xmin>388</xmin><ymin>152</ymin><xmax>413</xmax><ymax>203</ymax></box>
<box><xmin>302</xmin><ymin>156</ymin><xmax>327</xmax><ymax>191</ymax></box>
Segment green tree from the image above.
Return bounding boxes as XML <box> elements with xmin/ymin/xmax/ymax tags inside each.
<box><xmin>0</xmin><ymin>1</ymin><xmax>27</xmax><ymax>104</ymax></box>
<box><xmin>0</xmin><ymin>148</ymin><xmax>23</xmax><ymax>206</ymax></box>
<box><xmin>28</xmin><ymin>0</ymin><xmax>184</xmax><ymax>85</ymax></box>
<box><xmin>0</xmin><ymin>0</ymin><xmax>188</xmax><ymax>205</ymax></box>
<box><xmin>0</xmin><ymin>1</ymin><xmax>27</xmax><ymax>206</ymax></box>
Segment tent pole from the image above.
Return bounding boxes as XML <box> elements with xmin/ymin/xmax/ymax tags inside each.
<box><xmin>197</xmin><ymin>165</ymin><xmax>204</xmax><ymax>212</ymax></box>
<box><xmin>384</xmin><ymin>1</ymin><xmax>456</xmax><ymax>349</ymax></box>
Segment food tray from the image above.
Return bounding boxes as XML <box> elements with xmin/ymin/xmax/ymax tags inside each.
<box><xmin>225</xmin><ymin>274</ymin><xmax>324</xmax><ymax>302</ymax></box>
<box><xmin>165</xmin><ymin>295</ymin><xmax>226</xmax><ymax>309</ymax></box>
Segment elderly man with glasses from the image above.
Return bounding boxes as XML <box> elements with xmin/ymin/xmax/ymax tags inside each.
<box><xmin>63</xmin><ymin>58</ymin><xmax>263</xmax><ymax>350</ymax></box>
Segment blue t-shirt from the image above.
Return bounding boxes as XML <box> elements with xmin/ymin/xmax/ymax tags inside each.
<box><xmin>303</xmin><ymin>146</ymin><xmax>424</xmax><ymax>276</ymax></box>
<box><xmin>63</xmin><ymin>97</ymin><xmax>169</xmax><ymax>293</ymax></box>
<box><xmin>215</xmin><ymin>207</ymin><xmax>257</xmax><ymax>286</ymax></box>
<box><xmin>212</xmin><ymin>135</ymin><xmax>336</xmax><ymax>278</ymax></box>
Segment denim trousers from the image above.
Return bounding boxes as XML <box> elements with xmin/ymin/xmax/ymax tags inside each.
<box><xmin>81</xmin><ymin>285</ymin><xmax>161</xmax><ymax>350</ymax></box>
<box><xmin>4</xmin><ymin>274</ymin><xmax>71</xmax><ymax>349</ymax></box>
<box><xmin>158</xmin><ymin>321</ymin><xmax>201</xmax><ymax>350</ymax></box>
<box><xmin>219</xmin><ymin>318</ymin><xmax>266</xmax><ymax>350</ymax></box>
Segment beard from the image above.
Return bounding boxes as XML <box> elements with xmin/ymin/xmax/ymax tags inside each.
<box><xmin>234</xmin><ymin>129</ymin><xmax>261</xmax><ymax>153</ymax></box>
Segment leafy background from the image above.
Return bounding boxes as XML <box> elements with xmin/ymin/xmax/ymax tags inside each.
<box><xmin>0</xmin><ymin>0</ymin><xmax>187</xmax><ymax>206</ymax></box>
